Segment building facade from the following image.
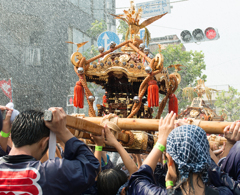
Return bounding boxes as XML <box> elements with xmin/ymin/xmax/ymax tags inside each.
<box><xmin>149</xmin><ymin>34</ymin><xmax>185</xmax><ymax>52</ymax></box>
<box><xmin>0</xmin><ymin>0</ymin><xmax>115</xmax><ymax>112</ymax></box>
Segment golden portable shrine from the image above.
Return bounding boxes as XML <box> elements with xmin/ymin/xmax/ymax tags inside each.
<box><xmin>179</xmin><ymin>79</ymin><xmax>224</xmax><ymax>121</ymax></box>
<box><xmin>66</xmin><ymin>1</ymin><xmax>179</xmax><ymax>153</ymax></box>
<box><xmin>65</xmin><ymin>1</ymin><xmax>228</xmax><ymax>153</ymax></box>
<box><xmin>177</xmin><ymin>79</ymin><xmax>226</xmax><ymax>150</ymax></box>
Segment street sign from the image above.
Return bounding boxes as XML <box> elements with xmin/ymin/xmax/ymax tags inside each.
<box><xmin>140</xmin><ymin>29</ymin><xmax>145</xmax><ymax>40</ymax></box>
<box><xmin>140</xmin><ymin>29</ymin><xmax>148</xmax><ymax>46</ymax></box>
<box><xmin>136</xmin><ymin>0</ymin><xmax>171</xmax><ymax>18</ymax></box>
<box><xmin>97</xmin><ymin>31</ymin><xmax>120</xmax><ymax>51</ymax></box>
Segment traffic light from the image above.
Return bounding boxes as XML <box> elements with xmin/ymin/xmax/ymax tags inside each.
<box><xmin>180</xmin><ymin>27</ymin><xmax>219</xmax><ymax>43</ymax></box>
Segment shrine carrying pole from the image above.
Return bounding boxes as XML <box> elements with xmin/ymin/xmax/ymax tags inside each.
<box><xmin>83</xmin><ymin>117</ymin><xmax>232</xmax><ymax>134</ymax></box>
<box><xmin>66</xmin><ymin>115</ymin><xmax>129</xmax><ymax>143</ymax></box>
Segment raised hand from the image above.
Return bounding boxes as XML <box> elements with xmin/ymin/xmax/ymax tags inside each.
<box><xmin>224</xmin><ymin>121</ymin><xmax>240</xmax><ymax>145</ymax></box>
<box><xmin>174</xmin><ymin>118</ymin><xmax>188</xmax><ymax>128</ymax></box>
<box><xmin>104</xmin><ymin>124</ymin><xmax>118</xmax><ymax>147</ymax></box>
<box><xmin>45</xmin><ymin>108</ymin><xmax>67</xmax><ymax>134</ymax></box>
<box><xmin>91</xmin><ymin>129</ymin><xmax>105</xmax><ymax>146</ymax></box>
<box><xmin>0</xmin><ymin>106</ymin><xmax>13</xmax><ymax>152</ymax></box>
<box><xmin>157</xmin><ymin>111</ymin><xmax>176</xmax><ymax>146</ymax></box>
<box><xmin>1</xmin><ymin>109</ymin><xmax>12</xmax><ymax>134</ymax></box>
<box><xmin>44</xmin><ymin>107</ymin><xmax>73</xmax><ymax>143</ymax></box>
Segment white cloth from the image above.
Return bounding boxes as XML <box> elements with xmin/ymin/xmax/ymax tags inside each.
<box><xmin>49</xmin><ymin>131</ymin><xmax>56</xmax><ymax>160</ymax></box>
<box><xmin>6</xmin><ymin>102</ymin><xmax>19</xmax><ymax>123</ymax></box>
<box><xmin>107</xmin><ymin>152</ymin><xmax>122</xmax><ymax>167</ymax></box>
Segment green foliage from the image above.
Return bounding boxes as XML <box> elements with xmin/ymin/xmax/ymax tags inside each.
<box><xmin>87</xmin><ymin>20</ymin><xmax>107</xmax><ymax>39</ymax></box>
<box><xmin>117</xmin><ymin>20</ymin><xmax>129</xmax><ymax>41</ymax></box>
<box><xmin>82</xmin><ymin>45</ymin><xmax>99</xmax><ymax>60</ymax></box>
<box><xmin>83</xmin><ymin>20</ymin><xmax>107</xmax><ymax>60</ymax></box>
<box><xmin>214</xmin><ymin>86</ymin><xmax>240</xmax><ymax>121</ymax></box>
<box><xmin>182</xmin><ymin>87</ymin><xmax>194</xmax><ymax>101</ymax></box>
<box><xmin>80</xmin><ymin>20</ymin><xmax>107</xmax><ymax>116</ymax></box>
<box><xmin>153</xmin><ymin>44</ymin><xmax>207</xmax><ymax>115</ymax></box>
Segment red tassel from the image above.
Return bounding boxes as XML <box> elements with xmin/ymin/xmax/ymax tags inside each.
<box><xmin>103</xmin><ymin>95</ymin><xmax>107</xmax><ymax>106</ymax></box>
<box><xmin>148</xmin><ymin>80</ymin><xmax>159</xmax><ymax>107</ymax></box>
<box><xmin>168</xmin><ymin>94</ymin><xmax>178</xmax><ymax>116</ymax></box>
<box><xmin>74</xmin><ymin>81</ymin><xmax>84</xmax><ymax>108</ymax></box>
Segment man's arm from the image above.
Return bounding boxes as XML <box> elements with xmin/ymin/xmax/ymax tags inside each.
<box><xmin>128</xmin><ymin>164</ymin><xmax>167</xmax><ymax>195</ymax></box>
<box><xmin>143</xmin><ymin>112</ymin><xmax>176</xmax><ymax>172</ymax></box>
<box><xmin>43</xmin><ymin>108</ymin><xmax>100</xmax><ymax>194</ymax></box>
<box><xmin>91</xmin><ymin>129</ymin><xmax>105</xmax><ymax>173</ymax></box>
<box><xmin>104</xmin><ymin>124</ymin><xmax>138</xmax><ymax>177</ymax></box>
<box><xmin>128</xmin><ymin>112</ymin><xmax>176</xmax><ymax>195</ymax></box>
<box><xmin>42</xmin><ymin>137</ymin><xmax>100</xmax><ymax>194</ymax></box>
<box><xmin>0</xmin><ymin>106</ymin><xmax>12</xmax><ymax>153</ymax></box>
<box><xmin>208</xmin><ymin>158</ymin><xmax>240</xmax><ymax>194</ymax></box>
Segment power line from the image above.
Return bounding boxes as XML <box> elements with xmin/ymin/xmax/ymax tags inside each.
<box><xmin>92</xmin><ymin>0</ymin><xmax>188</xmax><ymax>10</ymax></box>
<box><xmin>116</xmin><ymin>0</ymin><xmax>188</xmax><ymax>9</ymax></box>
<box><xmin>112</xmin><ymin>18</ymin><xmax>184</xmax><ymax>31</ymax></box>
<box><xmin>151</xmin><ymin>24</ymin><xmax>184</xmax><ymax>31</ymax></box>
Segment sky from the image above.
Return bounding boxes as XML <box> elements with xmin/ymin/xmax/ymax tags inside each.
<box><xmin>115</xmin><ymin>0</ymin><xmax>240</xmax><ymax>91</ymax></box>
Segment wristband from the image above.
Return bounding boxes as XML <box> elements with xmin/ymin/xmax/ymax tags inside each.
<box><xmin>154</xmin><ymin>142</ymin><xmax>166</xmax><ymax>152</ymax></box>
<box><xmin>95</xmin><ymin>146</ymin><xmax>103</xmax><ymax>151</ymax></box>
<box><xmin>105</xmin><ymin>162</ymin><xmax>108</xmax><ymax>165</ymax></box>
<box><xmin>0</xmin><ymin>131</ymin><xmax>10</xmax><ymax>138</ymax></box>
<box><xmin>166</xmin><ymin>181</ymin><xmax>174</xmax><ymax>187</ymax></box>
<box><xmin>163</xmin><ymin>160</ymin><xmax>168</xmax><ymax>164</ymax></box>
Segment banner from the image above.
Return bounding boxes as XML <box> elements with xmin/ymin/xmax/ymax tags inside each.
<box><xmin>0</xmin><ymin>79</ymin><xmax>12</xmax><ymax>101</ymax></box>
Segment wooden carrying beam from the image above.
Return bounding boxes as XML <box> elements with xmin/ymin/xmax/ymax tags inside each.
<box><xmin>85</xmin><ymin>40</ymin><xmax>132</xmax><ymax>65</ymax></box>
<box><xmin>83</xmin><ymin>117</ymin><xmax>233</xmax><ymax>134</ymax></box>
<box><xmin>128</xmin><ymin>42</ymin><xmax>151</xmax><ymax>63</ymax></box>
<box><xmin>66</xmin><ymin>115</ymin><xmax>129</xmax><ymax>143</ymax></box>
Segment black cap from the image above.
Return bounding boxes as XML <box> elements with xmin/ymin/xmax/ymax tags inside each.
<box><xmin>0</xmin><ymin>111</ymin><xmax>2</xmax><ymax>130</ymax></box>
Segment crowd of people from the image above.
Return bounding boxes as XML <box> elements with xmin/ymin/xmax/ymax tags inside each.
<box><xmin>0</xmin><ymin>104</ymin><xmax>240</xmax><ymax>195</ymax></box>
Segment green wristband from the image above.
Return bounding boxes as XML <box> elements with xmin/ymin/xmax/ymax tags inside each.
<box><xmin>154</xmin><ymin>142</ymin><xmax>166</xmax><ymax>152</ymax></box>
<box><xmin>166</xmin><ymin>181</ymin><xmax>174</xmax><ymax>187</ymax></box>
<box><xmin>0</xmin><ymin>131</ymin><xmax>10</xmax><ymax>138</ymax></box>
<box><xmin>163</xmin><ymin>160</ymin><xmax>168</xmax><ymax>164</ymax></box>
<box><xmin>95</xmin><ymin>146</ymin><xmax>103</xmax><ymax>151</ymax></box>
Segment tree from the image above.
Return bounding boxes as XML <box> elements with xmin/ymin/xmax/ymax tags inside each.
<box><xmin>82</xmin><ymin>45</ymin><xmax>99</xmax><ymax>60</ymax></box>
<box><xmin>74</xmin><ymin>20</ymin><xmax>108</xmax><ymax>115</ymax></box>
<box><xmin>153</xmin><ymin>44</ymin><xmax>207</xmax><ymax>114</ymax></box>
<box><xmin>87</xmin><ymin>20</ymin><xmax>107</xmax><ymax>39</ymax></box>
<box><xmin>214</xmin><ymin>86</ymin><xmax>240</xmax><ymax>121</ymax></box>
<box><xmin>117</xmin><ymin>20</ymin><xmax>129</xmax><ymax>41</ymax></box>
<box><xmin>81</xmin><ymin>20</ymin><xmax>107</xmax><ymax>61</ymax></box>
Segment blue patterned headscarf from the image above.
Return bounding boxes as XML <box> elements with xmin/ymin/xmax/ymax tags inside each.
<box><xmin>166</xmin><ymin>125</ymin><xmax>211</xmax><ymax>183</ymax></box>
